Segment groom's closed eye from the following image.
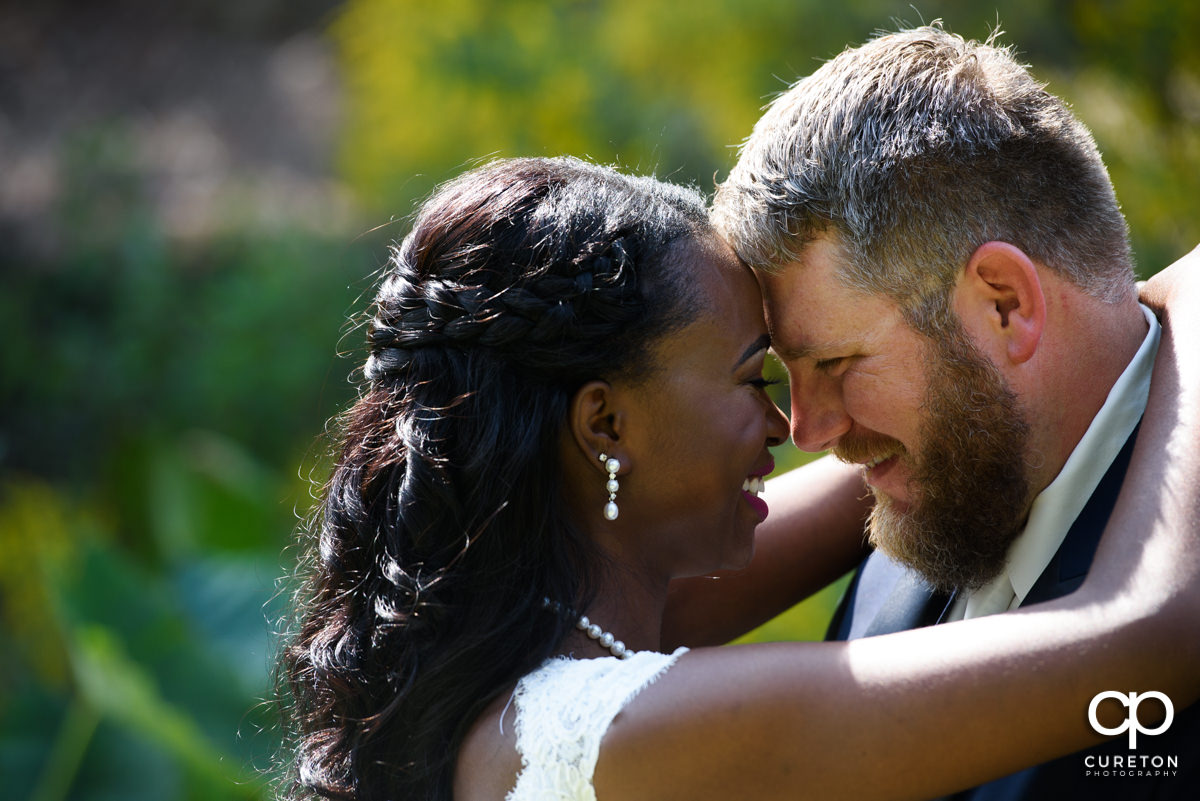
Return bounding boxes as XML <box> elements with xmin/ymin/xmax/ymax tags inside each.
<box><xmin>813</xmin><ymin>356</ymin><xmax>847</xmax><ymax>372</ymax></box>
<box><xmin>813</xmin><ymin>355</ymin><xmax>859</xmax><ymax>375</ymax></box>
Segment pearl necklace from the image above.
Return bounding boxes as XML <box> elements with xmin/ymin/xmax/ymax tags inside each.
<box><xmin>542</xmin><ymin>598</ymin><xmax>632</xmax><ymax>659</ymax></box>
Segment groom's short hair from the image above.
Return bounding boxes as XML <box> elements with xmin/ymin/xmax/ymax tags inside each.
<box><xmin>713</xmin><ymin>25</ymin><xmax>1135</xmax><ymax>331</ymax></box>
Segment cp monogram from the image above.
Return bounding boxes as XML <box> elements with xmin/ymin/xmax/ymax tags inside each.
<box><xmin>1088</xmin><ymin>691</ymin><xmax>1175</xmax><ymax>749</ymax></box>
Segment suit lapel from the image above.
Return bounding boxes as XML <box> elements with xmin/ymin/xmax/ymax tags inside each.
<box><xmin>864</xmin><ymin>570</ymin><xmax>953</xmax><ymax>637</ymax></box>
<box><xmin>828</xmin><ymin>548</ymin><xmax>952</xmax><ymax>639</ymax></box>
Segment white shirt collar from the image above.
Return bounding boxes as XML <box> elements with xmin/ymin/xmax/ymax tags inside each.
<box><xmin>956</xmin><ymin>304</ymin><xmax>1160</xmax><ymax>619</ymax></box>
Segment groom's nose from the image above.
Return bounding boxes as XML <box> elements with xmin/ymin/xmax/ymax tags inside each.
<box><xmin>787</xmin><ymin>372</ymin><xmax>852</xmax><ymax>452</ymax></box>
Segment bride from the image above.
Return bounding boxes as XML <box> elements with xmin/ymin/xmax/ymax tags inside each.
<box><xmin>279</xmin><ymin>156</ymin><xmax>1200</xmax><ymax>801</ymax></box>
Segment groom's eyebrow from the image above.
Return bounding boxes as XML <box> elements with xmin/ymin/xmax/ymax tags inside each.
<box><xmin>771</xmin><ymin>341</ymin><xmax>818</xmax><ymax>362</ymax></box>
<box><xmin>735</xmin><ymin>334</ymin><xmax>772</xmax><ymax>368</ymax></box>
<box><xmin>772</xmin><ymin>336</ymin><xmax>857</xmax><ymax>362</ymax></box>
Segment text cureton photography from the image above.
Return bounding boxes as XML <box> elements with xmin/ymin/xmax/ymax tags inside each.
<box><xmin>1084</xmin><ymin>754</ymin><xmax>1179</xmax><ymax>778</ymax></box>
<box><xmin>1084</xmin><ymin>690</ymin><xmax>1182</xmax><ymax>779</ymax></box>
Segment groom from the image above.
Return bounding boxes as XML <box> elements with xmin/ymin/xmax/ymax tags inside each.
<box><xmin>713</xmin><ymin>26</ymin><xmax>1197</xmax><ymax>800</ymax></box>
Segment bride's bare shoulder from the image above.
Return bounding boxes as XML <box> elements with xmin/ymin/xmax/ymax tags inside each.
<box><xmin>453</xmin><ymin>689</ymin><xmax>521</xmax><ymax>801</ymax></box>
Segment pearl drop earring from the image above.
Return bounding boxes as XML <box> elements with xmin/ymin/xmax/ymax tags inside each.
<box><xmin>599</xmin><ymin>453</ymin><xmax>621</xmax><ymax>520</ymax></box>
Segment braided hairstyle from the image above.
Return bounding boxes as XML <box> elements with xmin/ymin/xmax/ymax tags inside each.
<box><xmin>281</xmin><ymin>157</ymin><xmax>709</xmax><ymax>801</ymax></box>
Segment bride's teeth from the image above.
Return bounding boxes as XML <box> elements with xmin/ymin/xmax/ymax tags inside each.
<box><xmin>742</xmin><ymin>476</ymin><xmax>766</xmax><ymax>495</ymax></box>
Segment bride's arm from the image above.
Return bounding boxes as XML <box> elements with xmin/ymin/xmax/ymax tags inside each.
<box><xmin>597</xmin><ymin>250</ymin><xmax>1200</xmax><ymax>801</ymax></box>
<box><xmin>661</xmin><ymin>455</ymin><xmax>872</xmax><ymax>648</ymax></box>
<box><xmin>659</xmin><ymin>248</ymin><xmax>1198</xmax><ymax>650</ymax></box>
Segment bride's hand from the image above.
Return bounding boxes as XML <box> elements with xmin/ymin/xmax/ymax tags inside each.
<box><xmin>1139</xmin><ymin>242</ymin><xmax>1200</xmax><ymax>314</ymax></box>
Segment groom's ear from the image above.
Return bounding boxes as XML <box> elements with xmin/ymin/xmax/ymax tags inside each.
<box><xmin>954</xmin><ymin>241</ymin><xmax>1046</xmax><ymax>366</ymax></box>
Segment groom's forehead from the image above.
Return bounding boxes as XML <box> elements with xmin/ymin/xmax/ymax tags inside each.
<box><xmin>760</xmin><ymin>264</ymin><xmax>910</xmax><ymax>357</ymax></box>
<box><xmin>758</xmin><ymin>244</ymin><xmax>878</xmax><ymax>316</ymax></box>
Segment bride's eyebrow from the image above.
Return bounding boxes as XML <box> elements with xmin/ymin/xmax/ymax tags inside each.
<box><xmin>734</xmin><ymin>334</ymin><xmax>772</xmax><ymax>369</ymax></box>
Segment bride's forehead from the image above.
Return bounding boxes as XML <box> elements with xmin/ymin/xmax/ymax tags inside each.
<box><xmin>675</xmin><ymin>237</ymin><xmax>762</xmax><ymax>310</ymax></box>
<box><xmin>660</xmin><ymin>239</ymin><xmax>766</xmax><ymax>357</ymax></box>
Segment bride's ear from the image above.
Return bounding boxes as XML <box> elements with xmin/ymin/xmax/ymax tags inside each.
<box><xmin>568</xmin><ymin>380</ymin><xmax>629</xmax><ymax>470</ymax></box>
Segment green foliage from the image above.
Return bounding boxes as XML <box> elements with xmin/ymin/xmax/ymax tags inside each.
<box><xmin>5</xmin><ymin>2</ymin><xmax>1200</xmax><ymax>798</ymax></box>
<box><xmin>1</xmin><ymin>119</ymin><xmax>369</xmax><ymax>799</ymax></box>
<box><xmin>333</xmin><ymin>0</ymin><xmax>1200</xmax><ymax>274</ymax></box>
<box><xmin>0</xmin><ymin>461</ymin><xmax>293</xmax><ymax>799</ymax></box>
<box><xmin>2</xmin><ymin>123</ymin><xmax>369</xmax><ymax>484</ymax></box>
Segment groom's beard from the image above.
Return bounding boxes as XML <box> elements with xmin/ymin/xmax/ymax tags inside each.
<box><xmin>837</xmin><ymin>328</ymin><xmax>1033</xmax><ymax>593</ymax></box>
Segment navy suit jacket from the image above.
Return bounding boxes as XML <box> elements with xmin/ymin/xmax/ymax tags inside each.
<box><xmin>827</xmin><ymin>428</ymin><xmax>1199</xmax><ymax>800</ymax></box>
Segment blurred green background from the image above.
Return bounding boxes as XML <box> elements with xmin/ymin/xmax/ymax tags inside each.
<box><xmin>2</xmin><ymin>1</ymin><xmax>1198</xmax><ymax>798</ymax></box>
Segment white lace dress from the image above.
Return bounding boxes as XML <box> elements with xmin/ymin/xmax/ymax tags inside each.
<box><xmin>506</xmin><ymin>647</ymin><xmax>689</xmax><ymax>801</ymax></box>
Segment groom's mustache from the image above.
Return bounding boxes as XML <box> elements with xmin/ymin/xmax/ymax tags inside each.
<box><xmin>832</xmin><ymin>429</ymin><xmax>907</xmax><ymax>468</ymax></box>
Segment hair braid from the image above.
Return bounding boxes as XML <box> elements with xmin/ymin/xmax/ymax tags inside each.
<box><xmin>364</xmin><ymin>233</ymin><xmax>643</xmax><ymax>381</ymax></box>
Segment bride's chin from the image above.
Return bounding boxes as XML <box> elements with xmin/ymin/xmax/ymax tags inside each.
<box><xmin>723</xmin><ymin>528</ymin><xmax>757</xmax><ymax>572</ymax></box>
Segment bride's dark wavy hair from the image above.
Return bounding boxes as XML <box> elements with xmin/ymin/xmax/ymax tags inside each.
<box><xmin>280</xmin><ymin>157</ymin><xmax>709</xmax><ymax>801</ymax></box>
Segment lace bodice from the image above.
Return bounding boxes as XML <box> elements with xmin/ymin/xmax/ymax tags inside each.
<box><xmin>506</xmin><ymin>647</ymin><xmax>688</xmax><ymax>801</ymax></box>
